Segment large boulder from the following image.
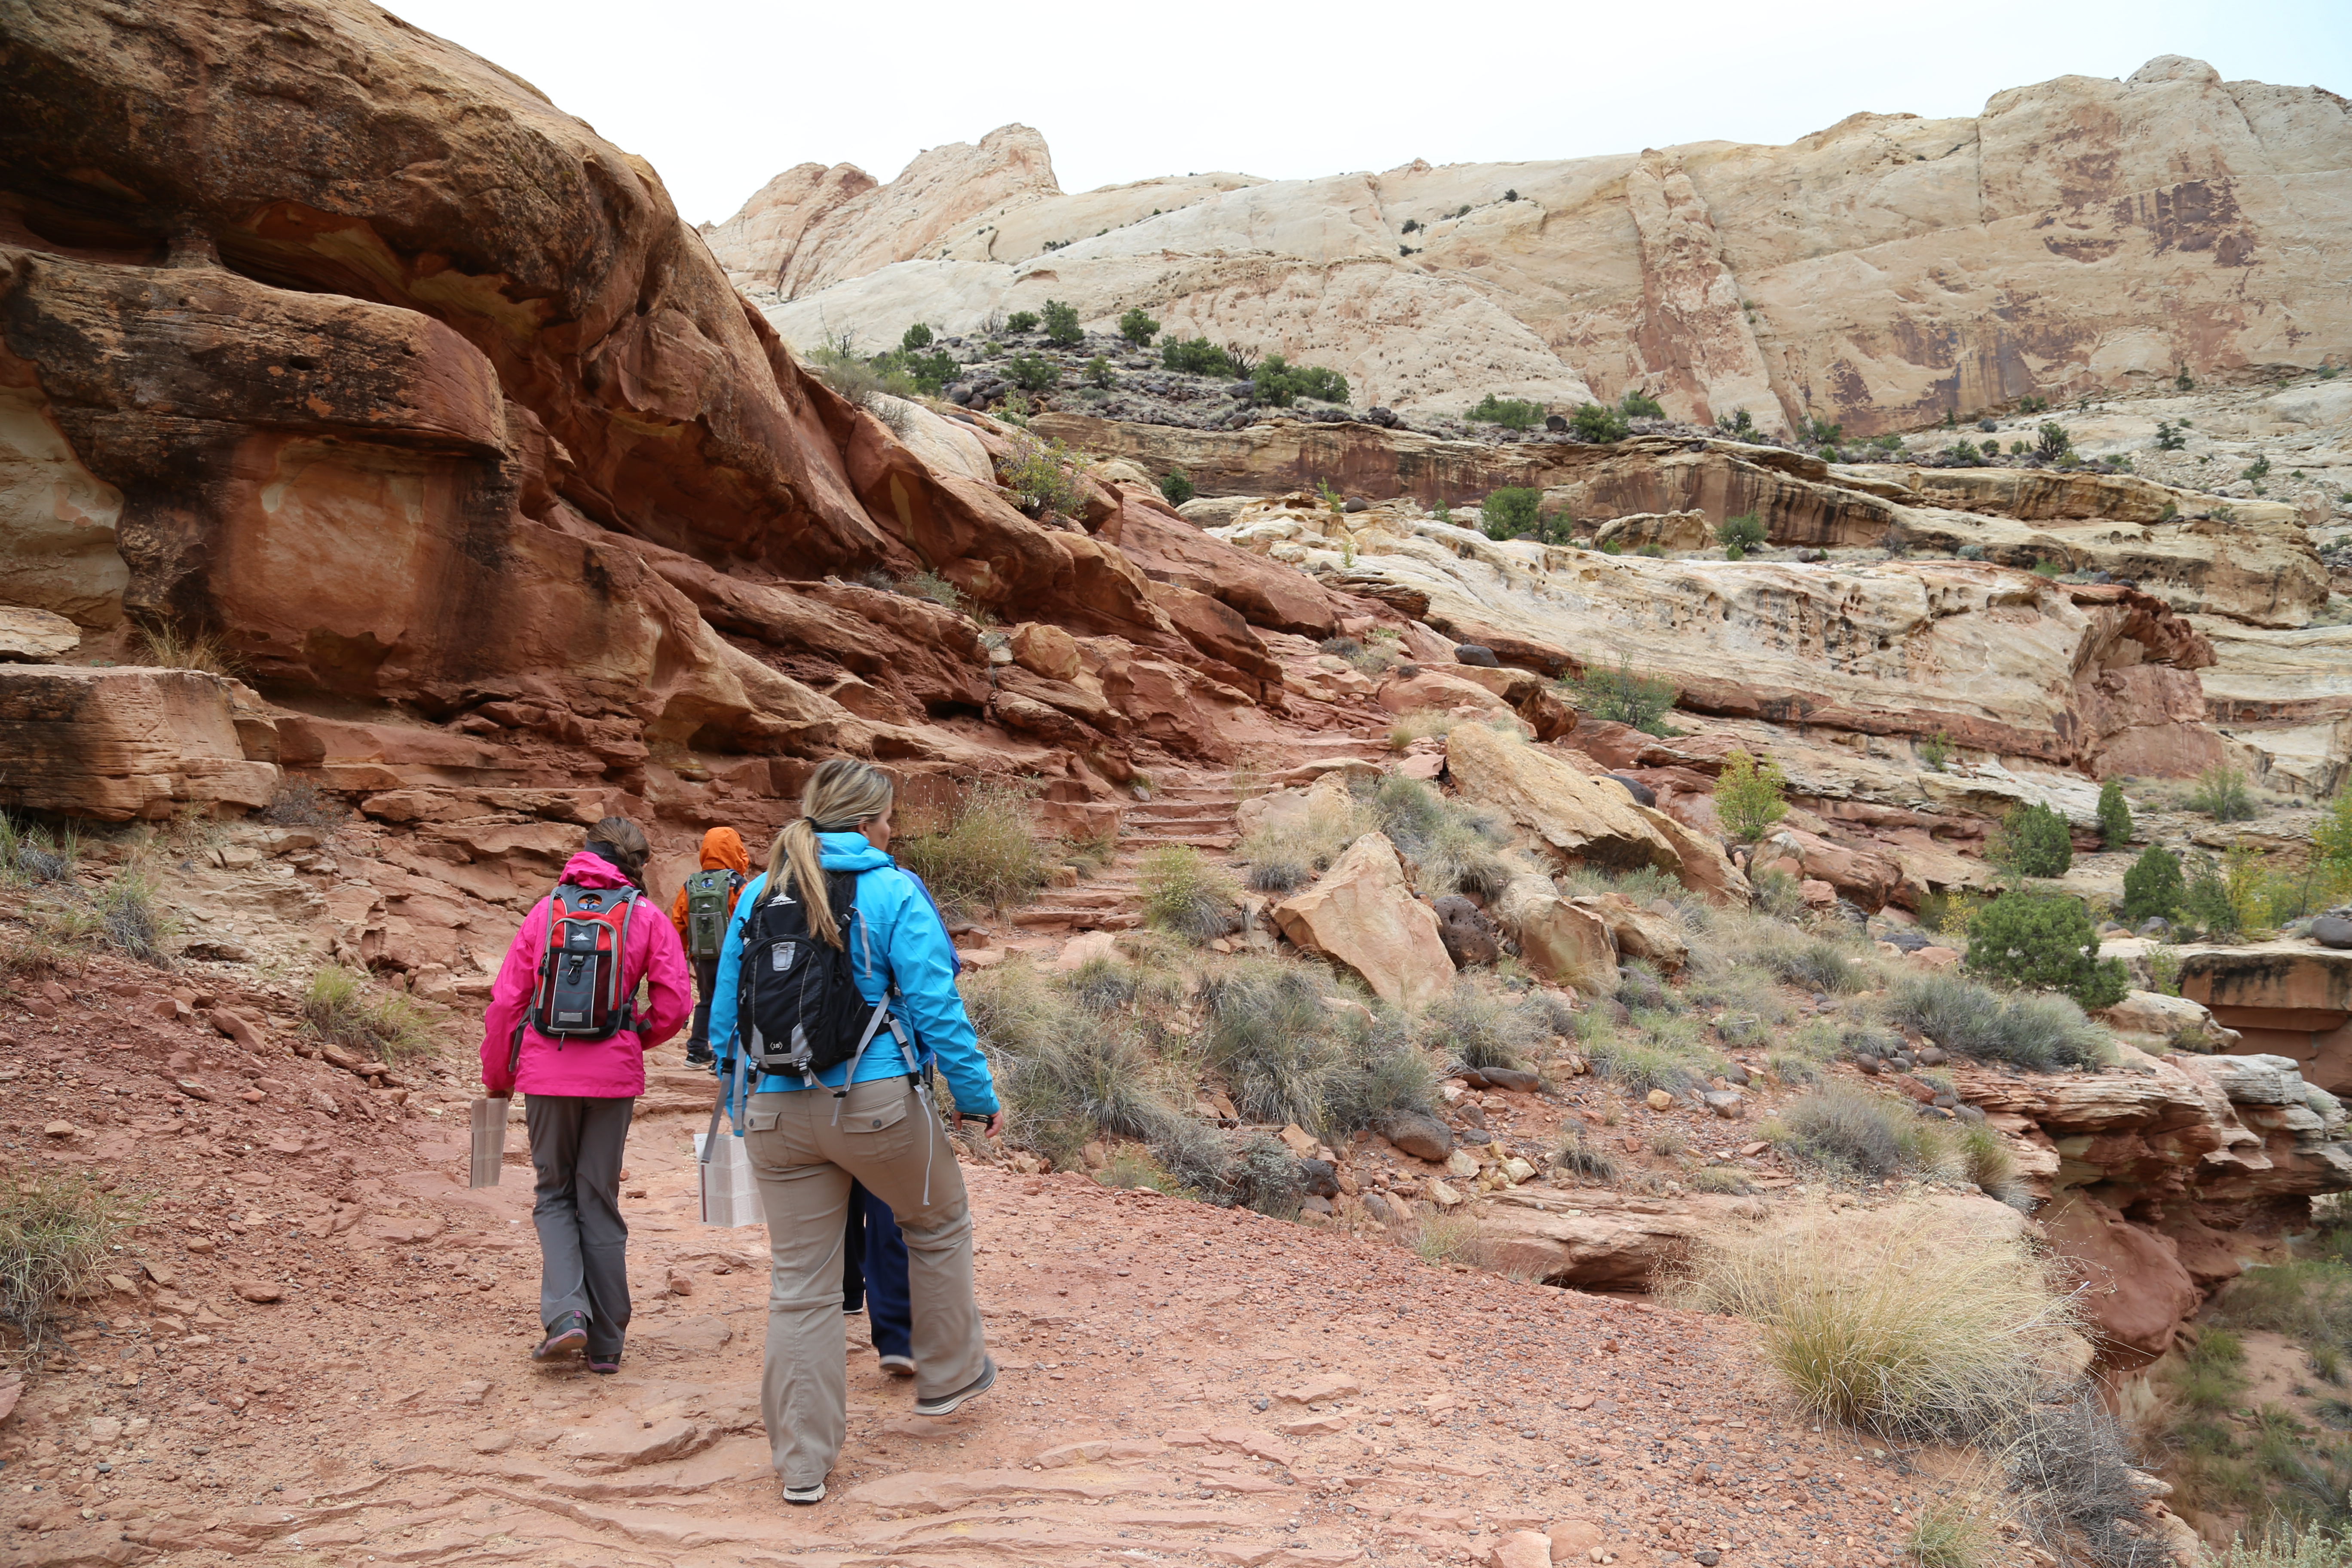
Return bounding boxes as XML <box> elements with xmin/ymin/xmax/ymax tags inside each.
<box><xmin>1446</xmin><ymin>723</ymin><xmax>1741</xmax><ymax>901</ymax></box>
<box><xmin>1271</xmin><ymin>832</ymin><xmax>1455</xmax><ymax>1008</ymax></box>
<box><xmin>1495</xmin><ymin>875</ymin><xmax>1618</xmax><ymax>993</ymax></box>
<box><xmin>0</xmin><ymin>666</ymin><xmax>278</xmax><ymax>820</ymax></box>
<box><xmin>2042</xmin><ymin>1192</ymin><xmax>2202</xmax><ymax>1367</ymax></box>
<box><xmin>1567</xmin><ymin>891</ymin><xmax>1689</xmax><ymax>974</ymax></box>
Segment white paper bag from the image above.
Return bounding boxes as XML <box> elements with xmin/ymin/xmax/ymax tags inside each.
<box><xmin>695</xmin><ymin>1130</ymin><xmax>763</xmax><ymax>1228</ymax></box>
<box><xmin>467</xmin><ymin>1097</ymin><xmax>508</xmax><ymax>1189</ymax></box>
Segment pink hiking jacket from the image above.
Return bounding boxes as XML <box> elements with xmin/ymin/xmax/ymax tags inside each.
<box><xmin>480</xmin><ymin>850</ymin><xmax>692</xmax><ymax>1098</ymax></box>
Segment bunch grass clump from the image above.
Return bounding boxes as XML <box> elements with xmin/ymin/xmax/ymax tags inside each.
<box><xmin>0</xmin><ymin>1173</ymin><xmax>139</xmax><ymax>1364</ymax></box>
<box><xmin>1235</xmin><ymin>789</ymin><xmax>1370</xmax><ymax>894</ymax></box>
<box><xmin>1419</xmin><ymin>978</ymin><xmax>1546</xmax><ymax>1071</ymax></box>
<box><xmin>894</xmin><ymin>781</ymin><xmax>1050</xmax><ymax>916</ymax></box>
<box><xmin>1670</xmin><ymin>1202</ymin><xmax>2086</xmax><ymax>1437</ymax></box>
<box><xmin>303</xmin><ymin>964</ymin><xmax>432</xmax><ymax>1061</ymax></box>
<box><xmin>1888</xmin><ymin>972</ymin><xmax>2109</xmax><ymax>1070</ymax></box>
<box><xmin>1138</xmin><ymin>845</ymin><xmax>1240</xmax><ymax>941</ymax></box>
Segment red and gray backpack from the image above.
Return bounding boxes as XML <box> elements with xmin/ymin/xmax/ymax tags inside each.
<box><xmin>527</xmin><ymin>883</ymin><xmax>642</xmax><ymax>1044</ymax></box>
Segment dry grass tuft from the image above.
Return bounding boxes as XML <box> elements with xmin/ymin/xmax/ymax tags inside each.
<box><xmin>1669</xmin><ymin>1201</ymin><xmax>2085</xmax><ymax>1438</ymax></box>
<box><xmin>894</xmin><ymin>781</ymin><xmax>1050</xmax><ymax>916</ymax></box>
<box><xmin>303</xmin><ymin>964</ymin><xmax>432</xmax><ymax>1060</ymax></box>
<box><xmin>0</xmin><ymin>1173</ymin><xmax>139</xmax><ymax>1364</ymax></box>
<box><xmin>134</xmin><ymin>619</ymin><xmax>242</xmax><ymax>676</ymax></box>
<box><xmin>1138</xmin><ymin>845</ymin><xmax>1240</xmax><ymax>941</ymax></box>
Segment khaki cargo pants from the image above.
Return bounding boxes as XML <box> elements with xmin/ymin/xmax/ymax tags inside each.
<box><xmin>741</xmin><ymin>1078</ymin><xmax>988</xmax><ymax>1488</ymax></box>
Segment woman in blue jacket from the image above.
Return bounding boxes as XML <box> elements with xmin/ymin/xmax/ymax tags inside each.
<box><xmin>708</xmin><ymin>759</ymin><xmax>1001</xmax><ymax>1507</ymax></box>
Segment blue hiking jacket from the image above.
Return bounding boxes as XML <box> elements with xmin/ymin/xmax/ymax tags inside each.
<box><xmin>708</xmin><ymin>833</ymin><xmax>998</xmax><ymax>1117</ymax></box>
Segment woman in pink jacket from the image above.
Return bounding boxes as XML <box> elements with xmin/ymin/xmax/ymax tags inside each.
<box><xmin>481</xmin><ymin>818</ymin><xmax>691</xmax><ymax>1372</ymax></box>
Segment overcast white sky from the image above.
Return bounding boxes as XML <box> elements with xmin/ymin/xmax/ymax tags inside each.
<box><xmin>382</xmin><ymin>0</ymin><xmax>2349</xmax><ymax>228</ymax></box>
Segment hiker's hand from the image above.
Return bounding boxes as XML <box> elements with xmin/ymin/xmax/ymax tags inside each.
<box><xmin>959</xmin><ymin>1110</ymin><xmax>1004</xmax><ymax>1138</ymax></box>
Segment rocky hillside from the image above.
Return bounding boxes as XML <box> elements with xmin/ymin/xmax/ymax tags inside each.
<box><xmin>714</xmin><ymin>63</ymin><xmax>2352</xmax><ymax>434</ymax></box>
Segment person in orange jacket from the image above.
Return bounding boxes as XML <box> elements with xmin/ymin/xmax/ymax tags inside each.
<box><xmin>669</xmin><ymin>827</ymin><xmax>750</xmax><ymax>1065</ymax></box>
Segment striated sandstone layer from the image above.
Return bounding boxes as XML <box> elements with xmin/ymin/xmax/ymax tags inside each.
<box><xmin>1210</xmin><ymin>499</ymin><xmax>2225</xmax><ymax>777</ymax></box>
<box><xmin>738</xmin><ymin>59</ymin><xmax>2352</xmax><ymax>432</ymax></box>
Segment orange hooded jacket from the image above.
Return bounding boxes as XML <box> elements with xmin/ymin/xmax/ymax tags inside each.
<box><xmin>669</xmin><ymin>827</ymin><xmax>752</xmax><ymax>939</ymax></box>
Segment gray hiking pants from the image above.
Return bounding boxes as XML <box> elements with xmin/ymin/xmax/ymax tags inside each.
<box><xmin>742</xmin><ymin>1079</ymin><xmax>988</xmax><ymax>1488</ymax></box>
<box><xmin>525</xmin><ymin>1094</ymin><xmax>634</xmax><ymax>1358</ymax></box>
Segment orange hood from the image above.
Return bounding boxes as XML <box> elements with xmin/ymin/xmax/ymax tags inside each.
<box><xmin>698</xmin><ymin>827</ymin><xmax>751</xmax><ymax>875</ymax></box>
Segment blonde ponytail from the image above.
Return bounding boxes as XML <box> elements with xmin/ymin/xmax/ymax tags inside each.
<box><xmin>763</xmin><ymin>759</ymin><xmax>896</xmax><ymax>949</ymax></box>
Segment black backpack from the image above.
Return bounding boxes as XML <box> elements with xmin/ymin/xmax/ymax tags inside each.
<box><xmin>735</xmin><ymin>868</ymin><xmax>905</xmax><ymax>1086</ymax></box>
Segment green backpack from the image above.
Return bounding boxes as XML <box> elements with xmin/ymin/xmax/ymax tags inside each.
<box><xmin>682</xmin><ymin>868</ymin><xmax>744</xmax><ymax>959</ymax></box>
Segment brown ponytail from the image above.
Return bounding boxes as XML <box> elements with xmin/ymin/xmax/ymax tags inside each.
<box><xmin>763</xmin><ymin>759</ymin><xmax>895</xmax><ymax>949</ymax></box>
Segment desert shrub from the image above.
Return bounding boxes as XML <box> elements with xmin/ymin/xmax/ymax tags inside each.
<box><xmin>1569</xmin><ymin>655</ymin><xmax>1678</xmax><ymax>736</ymax></box>
<box><xmin>2181</xmin><ymin>853</ymin><xmax>2239</xmax><ymax>936</ymax></box>
<box><xmin>1237</xmin><ymin>789</ymin><xmax>1369</xmax><ymax>893</ymax></box>
<box><xmin>0</xmin><ymin>816</ymin><xmax>77</xmax><ymax>888</ymax></box>
<box><xmin>1253</xmin><ymin>355</ymin><xmax>1348</xmax><ymax>407</ymax></box>
<box><xmin>1064</xmin><ymin>956</ymin><xmax>1141</xmax><ymax>1014</ymax></box>
<box><xmin>899</xmin><ymin>322</ymin><xmax>934</xmax><ymax>352</ymax></box>
<box><xmin>1670</xmin><ymin>1202</ymin><xmax>2086</xmax><ymax>1437</ymax></box>
<box><xmin>1468</xmin><ymin>394</ymin><xmax>1542</xmax><ymax>431</ymax></box>
<box><xmin>2095</xmin><ymin>781</ymin><xmax>2133</xmax><ymax>848</ymax></box>
<box><xmin>2215</xmin><ymin>1522</ymin><xmax>2352</xmax><ymax>1568</ymax></box>
<box><xmin>96</xmin><ymin>870</ymin><xmax>171</xmax><ymax>965</ymax></box>
<box><xmin>1411</xmin><ymin>1213</ymin><xmax>1497</xmax><ymax>1269</ymax></box>
<box><xmin>303</xmin><ymin>964</ymin><xmax>432</xmax><ymax>1060</ymax></box>
<box><xmin>894</xmin><ymin>781</ymin><xmax>1049</xmax><ymax>915</ymax></box>
<box><xmin>1117</xmin><ymin>307</ymin><xmax>1159</xmax><ymax>346</ymax></box>
<box><xmin>0</xmin><ymin>1173</ymin><xmax>139</xmax><ymax>1363</ymax></box>
<box><xmin>1040</xmin><ymin>299</ymin><xmax>1083</xmax><ymax>346</ymax></box>
<box><xmin>260</xmin><ymin>782</ymin><xmax>347</xmax><ymax>830</ymax></box>
<box><xmin>1714</xmin><ymin>749</ymin><xmax>1789</xmax><ymax>843</ymax></box>
<box><xmin>1004</xmin><ymin>310</ymin><xmax>1040</xmax><ymax>334</ymax></box>
<box><xmin>1200</xmin><ymin>960</ymin><xmax>1349</xmax><ymax>1130</ymax></box>
<box><xmin>1583</xmin><ymin>1019</ymin><xmax>1709</xmax><ymax>1096</ymax></box>
<box><xmin>1771</xmin><ymin>1082</ymin><xmax>1937</xmax><ymax>1179</ymax></box>
<box><xmin>1989</xmin><ymin>802</ymin><xmax>2073</xmax><ymax>879</ymax></box>
<box><xmin>135</xmin><ymin>617</ymin><xmax>240</xmax><ymax>676</ymax></box>
<box><xmin>1479</xmin><ymin>487</ymin><xmax>1543</xmax><ymax>539</ymax></box>
<box><xmin>2034</xmin><ymin>421</ymin><xmax>2073</xmax><ymax>459</ymax></box>
<box><xmin>998</xmin><ymin>1011</ymin><xmax>1178</xmax><ymax>1167</ymax></box>
<box><xmin>1918</xmin><ymin>731</ymin><xmax>1954</xmax><ymax>772</ymax></box>
<box><xmin>1325</xmin><ymin>1013</ymin><xmax>1441</xmax><ymax>1134</ymax></box>
<box><xmin>1161</xmin><ymin>337</ymin><xmax>1234</xmax><ymax>377</ymax></box>
<box><xmin>1888</xmin><ymin>971</ymin><xmax>2109</xmax><ymax>1070</ymax></box>
<box><xmin>1767</xmin><ymin>1050</ymin><xmax>1825</xmax><ymax>1086</ymax></box>
<box><xmin>1228</xmin><ymin>1133</ymin><xmax>1306</xmax><ymax>1218</ymax></box>
<box><xmin>2315</xmin><ymin>789</ymin><xmax>2352</xmax><ymax>875</ymax></box>
<box><xmin>1569</xmin><ymin>403</ymin><xmax>1629</xmax><ymax>443</ymax></box>
<box><xmin>1954</xmin><ymin>1121</ymin><xmax>2028</xmax><ymax>1207</ymax></box>
<box><xmin>1007</xmin><ymin>351</ymin><xmax>1061</xmax><ymax>392</ymax></box>
<box><xmin>1159</xmin><ymin>468</ymin><xmax>1194</xmax><ymax>507</ymax></box>
<box><xmin>1094</xmin><ymin>1144</ymin><xmax>1194</xmax><ymax>1197</ymax></box>
<box><xmin>1553</xmin><ymin>1123</ymin><xmax>1620</xmax><ymax>1181</ymax></box>
<box><xmin>1139</xmin><ymin>845</ymin><xmax>1240</xmax><ymax>942</ymax></box>
<box><xmin>1420</xmin><ymin>979</ymin><xmax>1544</xmax><ymax>1071</ymax></box>
<box><xmin>2120</xmin><ymin>846</ymin><xmax>2184</xmax><ymax>926</ymax></box>
<box><xmin>1084</xmin><ymin>355</ymin><xmax>1113</xmax><ymax>387</ymax></box>
<box><xmin>2191</xmin><ymin>765</ymin><xmax>2257</xmax><ymax>822</ymax></box>
<box><xmin>889</xmin><ymin>570</ymin><xmax>966</xmax><ymax>609</ymax></box>
<box><xmin>995</xmin><ymin>431</ymin><xmax>1087</xmax><ymax>519</ymax></box>
<box><xmin>1620</xmin><ymin>389</ymin><xmax>1665</xmax><ymax>420</ymax></box>
<box><xmin>1761</xmin><ymin>931</ymin><xmax>1873</xmax><ymax>994</ymax></box>
<box><xmin>1361</xmin><ymin>775</ymin><xmax>1514</xmax><ymax>899</ymax></box>
<box><xmin>1717</xmin><ymin>512</ymin><xmax>1767</xmax><ymax>552</ymax></box>
<box><xmin>1907</xmin><ymin>1494</ymin><xmax>2000</xmax><ymax>1568</ymax></box>
<box><xmin>1715</xmin><ymin>408</ymin><xmax>1757</xmax><ymax>437</ymax></box>
<box><xmin>2006</xmin><ymin>1392</ymin><xmax>2177</xmax><ymax>1568</ymax></box>
<box><xmin>1963</xmin><ymin>889</ymin><xmax>2129</xmax><ymax>1011</ymax></box>
<box><xmin>1751</xmin><ymin>867</ymin><xmax>1806</xmax><ymax>918</ymax></box>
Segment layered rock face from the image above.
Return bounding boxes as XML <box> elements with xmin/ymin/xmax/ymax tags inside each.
<box><xmin>0</xmin><ymin>0</ymin><xmax>1390</xmax><ymax>982</ymax></box>
<box><xmin>1210</xmin><ymin>497</ymin><xmax>2223</xmax><ymax>777</ymax></box>
<box><xmin>1960</xmin><ymin>1046</ymin><xmax>2350</xmax><ymax>1363</ymax></box>
<box><xmin>734</xmin><ymin>59</ymin><xmax>2352</xmax><ymax>432</ymax></box>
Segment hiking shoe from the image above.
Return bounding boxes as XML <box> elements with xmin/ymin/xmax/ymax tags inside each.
<box><xmin>782</xmin><ymin>1481</ymin><xmax>825</xmax><ymax>1506</ymax></box>
<box><xmin>533</xmin><ymin>1311</ymin><xmax>589</xmax><ymax>1361</ymax></box>
<box><xmin>914</xmin><ymin>1357</ymin><xmax>995</xmax><ymax>1417</ymax></box>
<box><xmin>686</xmin><ymin>1040</ymin><xmax>714</xmax><ymax>1066</ymax></box>
<box><xmin>879</xmin><ymin>1354</ymin><xmax>916</xmax><ymax>1378</ymax></box>
<box><xmin>588</xmin><ymin>1353</ymin><xmax>622</xmax><ymax>1375</ymax></box>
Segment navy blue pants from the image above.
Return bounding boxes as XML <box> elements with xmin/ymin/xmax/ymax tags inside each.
<box><xmin>840</xmin><ymin>1179</ymin><xmax>912</xmax><ymax>1360</ymax></box>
